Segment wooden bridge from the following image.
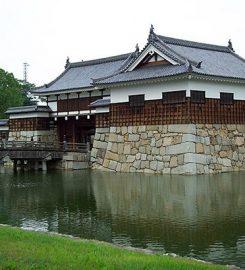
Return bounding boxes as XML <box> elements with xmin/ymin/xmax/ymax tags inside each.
<box><xmin>0</xmin><ymin>141</ymin><xmax>90</xmax><ymax>171</ymax></box>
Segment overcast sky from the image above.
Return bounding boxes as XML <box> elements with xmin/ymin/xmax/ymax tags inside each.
<box><xmin>1</xmin><ymin>0</ymin><xmax>245</xmax><ymax>86</ymax></box>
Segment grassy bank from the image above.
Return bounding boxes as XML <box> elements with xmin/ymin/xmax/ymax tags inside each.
<box><xmin>0</xmin><ymin>226</ymin><xmax>226</xmax><ymax>270</ymax></box>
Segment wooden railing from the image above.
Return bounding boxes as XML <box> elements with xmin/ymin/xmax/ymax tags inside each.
<box><xmin>0</xmin><ymin>141</ymin><xmax>89</xmax><ymax>153</ymax></box>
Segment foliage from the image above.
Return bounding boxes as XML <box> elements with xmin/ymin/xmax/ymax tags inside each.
<box><xmin>0</xmin><ymin>68</ymin><xmax>36</xmax><ymax>118</ymax></box>
<box><xmin>0</xmin><ymin>226</ymin><xmax>227</xmax><ymax>270</ymax></box>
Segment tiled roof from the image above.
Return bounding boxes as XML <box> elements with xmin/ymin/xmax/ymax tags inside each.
<box><xmin>94</xmin><ymin>33</ymin><xmax>245</xmax><ymax>85</ymax></box>
<box><xmin>0</xmin><ymin>119</ymin><xmax>8</xmax><ymax>126</ymax></box>
<box><xmin>32</xmin><ymin>31</ymin><xmax>245</xmax><ymax>92</ymax></box>
<box><xmin>5</xmin><ymin>105</ymin><xmax>52</xmax><ymax>114</ymax></box>
<box><xmin>94</xmin><ymin>65</ymin><xmax>188</xmax><ymax>85</ymax></box>
<box><xmin>31</xmin><ymin>54</ymin><xmax>131</xmax><ymax>94</ymax></box>
<box><xmin>89</xmin><ymin>98</ymin><xmax>110</xmax><ymax>108</ymax></box>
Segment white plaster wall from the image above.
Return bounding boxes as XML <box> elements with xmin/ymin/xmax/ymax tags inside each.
<box><xmin>188</xmin><ymin>79</ymin><xmax>245</xmax><ymax>99</ymax></box>
<box><xmin>9</xmin><ymin>112</ymin><xmax>50</xmax><ymax>119</ymax></box>
<box><xmin>110</xmin><ymin>80</ymin><xmax>189</xmax><ymax>103</ymax></box>
<box><xmin>110</xmin><ymin>79</ymin><xmax>245</xmax><ymax>104</ymax></box>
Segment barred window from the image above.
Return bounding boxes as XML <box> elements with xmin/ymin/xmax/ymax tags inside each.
<box><xmin>220</xmin><ymin>92</ymin><xmax>234</xmax><ymax>105</ymax></box>
<box><xmin>129</xmin><ymin>95</ymin><xmax>145</xmax><ymax>107</ymax></box>
<box><xmin>191</xmin><ymin>90</ymin><xmax>205</xmax><ymax>103</ymax></box>
<box><xmin>162</xmin><ymin>91</ymin><xmax>186</xmax><ymax>104</ymax></box>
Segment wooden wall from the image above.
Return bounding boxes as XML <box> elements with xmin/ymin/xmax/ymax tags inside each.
<box><xmin>9</xmin><ymin>118</ymin><xmax>50</xmax><ymax>132</ymax></box>
<box><xmin>57</xmin><ymin>97</ymin><xmax>99</xmax><ymax>112</ymax></box>
<box><xmin>96</xmin><ymin>98</ymin><xmax>245</xmax><ymax>127</ymax></box>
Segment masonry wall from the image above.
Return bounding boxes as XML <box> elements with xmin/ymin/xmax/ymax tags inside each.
<box><xmin>91</xmin><ymin>124</ymin><xmax>245</xmax><ymax>174</ymax></box>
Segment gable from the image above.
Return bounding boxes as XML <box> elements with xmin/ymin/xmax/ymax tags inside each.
<box><xmin>127</xmin><ymin>44</ymin><xmax>180</xmax><ymax>71</ymax></box>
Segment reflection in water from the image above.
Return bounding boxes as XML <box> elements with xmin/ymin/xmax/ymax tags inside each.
<box><xmin>0</xmin><ymin>170</ymin><xmax>244</xmax><ymax>268</ymax></box>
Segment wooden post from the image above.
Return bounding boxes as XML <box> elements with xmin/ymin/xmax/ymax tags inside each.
<box><xmin>42</xmin><ymin>160</ymin><xmax>47</xmax><ymax>171</ymax></box>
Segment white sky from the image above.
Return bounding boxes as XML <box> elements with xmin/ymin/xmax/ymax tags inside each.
<box><xmin>1</xmin><ymin>0</ymin><xmax>245</xmax><ymax>86</ymax></box>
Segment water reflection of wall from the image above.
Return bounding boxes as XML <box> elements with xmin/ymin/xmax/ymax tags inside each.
<box><xmin>92</xmin><ymin>171</ymin><xmax>245</xmax><ymax>258</ymax></box>
<box><xmin>0</xmin><ymin>170</ymin><xmax>111</xmax><ymax>241</ymax></box>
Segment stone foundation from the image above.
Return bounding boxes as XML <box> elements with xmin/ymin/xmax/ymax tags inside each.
<box><xmin>91</xmin><ymin>124</ymin><xmax>245</xmax><ymax>174</ymax></box>
<box><xmin>8</xmin><ymin>130</ymin><xmax>57</xmax><ymax>142</ymax></box>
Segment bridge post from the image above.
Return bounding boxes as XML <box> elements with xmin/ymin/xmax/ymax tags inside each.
<box><xmin>42</xmin><ymin>160</ymin><xmax>47</xmax><ymax>171</ymax></box>
<box><xmin>34</xmin><ymin>161</ymin><xmax>39</xmax><ymax>171</ymax></box>
<box><xmin>13</xmin><ymin>160</ymin><xmax>17</xmax><ymax>172</ymax></box>
<box><xmin>0</xmin><ymin>161</ymin><xmax>4</xmax><ymax>173</ymax></box>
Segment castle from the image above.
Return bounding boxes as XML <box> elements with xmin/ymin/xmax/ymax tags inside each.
<box><xmin>4</xmin><ymin>26</ymin><xmax>245</xmax><ymax>174</ymax></box>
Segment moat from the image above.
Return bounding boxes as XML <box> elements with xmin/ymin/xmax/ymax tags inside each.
<box><xmin>0</xmin><ymin>169</ymin><xmax>244</xmax><ymax>268</ymax></box>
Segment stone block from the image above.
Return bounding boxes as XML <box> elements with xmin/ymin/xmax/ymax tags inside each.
<box><xmin>162</xmin><ymin>155</ymin><xmax>170</xmax><ymax>162</ymax></box>
<box><xmin>170</xmin><ymin>156</ymin><xmax>178</xmax><ymax>167</ymax></box>
<box><xmin>108</xmin><ymin>160</ymin><xmax>117</xmax><ymax>170</ymax></box>
<box><xmin>132</xmin><ymin>148</ymin><xmax>138</xmax><ymax>155</ymax></box>
<box><xmin>235</xmin><ymin>136</ymin><xmax>244</xmax><ymax>146</ymax></box>
<box><xmin>110</xmin><ymin>127</ymin><xmax>116</xmax><ymax>133</ymax></box>
<box><xmin>96</xmin><ymin>127</ymin><xmax>109</xmax><ymax>133</ymax></box>
<box><xmin>121</xmin><ymin>163</ymin><xmax>130</xmax><ymax>172</ymax></box>
<box><xmin>156</xmin><ymin>139</ymin><xmax>162</xmax><ymax>148</ymax></box>
<box><xmin>219</xmin><ymin>151</ymin><xmax>227</xmax><ymax>158</ymax></box>
<box><xmin>129</xmin><ymin>166</ymin><xmax>136</xmax><ymax>173</ymax></box>
<box><xmin>142</xmin><ymin>168</ymin><xmax>154</xmax><ymax>174</ymax></box>
<box><xmin>237</xmin><ymin>125</ymin><xmax>245</xmax><ymax>133</ymax></box>
<box><xmin>136</xmin><ymin>153</ymin><xmax>141</xmax><ymax>160</ymax></box>
<box><xmin>171</xmin><ymin>163</ymin><xmax>197</xmax><ymax>175</ymax></box>
<box><xmin>141</xmin><ymin>154</ymin><xmax>147</xmax><ymax>160</ymax></box>
<box><xmin>126</xmin><ymin>155</ymin><xmax>136</xmax><ymax>163</ymax></box>
<box><xmin>105</xmin><ymin>151</ymin><xmax>119</xmax><ymax>161</ymax></box>
<box><xmin>124</xmin><ymin>144</ymin><xmax>131</xmax><ymax>155</ymax></box>
<box><xmin>182</xmin><ymin>133</ymin><xmax>197</xmax><ymax>143</ymax></box>
<box><xmin>196</xmin><ymin>164</ymin><xmax>204</xmax><ymax>174</ymax></box>
<box><xmin>111</xmin><ymin>143</ymin><xmax>118</xmax><ymax>153</ymax></box>
<box><xmin>159</xmin><ymin>147</ymin><xmax>165</xmax><ymax>155</ymax></box>
<box><xmin>94</xmin><ymin>133</ymin><xmax>100</xmax><ymax>140</ymax></box>
<box><xmin>109</xmin><ymin>133</ymin><xmax>118</xmax><ymax>142</ymax></box>
<box><xmin>140</xmin><ymin>133</ymin><xmax>148</xmax><ymax>140</ymax></box>
<box><xmin>138</xmin><ymin>126</ymin><xmax>146</xmax><ymax>132</ymax></box>
<box><xmin>165</xmin><ymin>142</ymin><xmax>195</xmax><ymax>155</ymax></box>
<box><xmin>107</xmin><ymin>142</ymin><xmax>113</xmax><ymax>151</ymax></box>
<box><xmin>162</xmin><ymin>168</ymin><xmax>170</xmax><ymax>174</ymax></box>
<box><xmin>117</xmin><ymin>135</ymin><xmax>124</xmax><ymax>143</ymax></box>
<box><xmin>146</xmin><ymin>125</ymin><xmax>159</xmax><ymax>131</ymax></box>
<box><xmin>150</xmin><ymin>161</ymin><xmax>158</xmax><ymax>170</ymax></box>
<box><xmin>121</xmin><ymin>126</ymin><xmax>128</xmax><ymax>135</ymax></box>
<box><xmin>196</xmin><ymin>143</ymin><xmax>204</xmax><ymax>153</ymax></box>
<box><xmin>132</xmin><ymin>160</ymin><xmax>141</xmax><ymax>169</ymax></box>
<box><xmin>152</xmin><ymin>148</ymin><xmax>160</xmax><ymax>155</ymax></box>
<box><xmin>139</xmin><ymin>146</ymin><xmax>146</xmax><ymax>154</ymax></box>
<box><xmin>128</xmin><ymin>134</ymin><xmax>140</xmax><ymax>142</ymax></box>
<box><xmin>93</xmin><ymin>140</ymin><xmax>107</xmax><ymax>149</ymax></box>
<box><xmin>177</xmin><ymin>154</ymin><xmax>184</xmax><ymax>165</ymax></box>
<box><xmin>222</xmin><ymin>158</ymin><xmax>232</xmax><ymax>167</ymax></box>
<box><xmin>162</xmin><ymin>137</ymin><xmax>173</xmax><ymax>146</ymax></box>
<box><xmin>168</xmin><ymin>124</ymin><xmax>196</xmax><ymax>134</ymax></box>
<box><xmin>141</xmin><ymin>161</ymin><xmax>150</xmax><ymax>169</ymax></box>
<box><xmin>118</xmin><ymin>143</ymin><xmax>124</xmax><ymax>155</ymax></box>
<box><xmin>184</xmin><ymin>153</ymin><xmax>210</xmax><ymax>165</ymax></box>
<box><xmin>157</xmin><ymin>161</ymin><xmax>164</xmax><ymax>171</ymax></box>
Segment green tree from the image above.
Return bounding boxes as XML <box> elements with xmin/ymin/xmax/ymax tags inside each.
<box><xmin>0</xmin><ymin>68</ymin><xmax>35</xmax><ymax>118</ymax></box>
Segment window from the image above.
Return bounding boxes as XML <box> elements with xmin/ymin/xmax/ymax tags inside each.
<box><xmin>162</xmin><ymin>91</ymin><xmax>186</xmax><ymax>104</ymax></box>
<box><xmin>191</xmin><ymin>90</ymin><xmax>205</xmax><ymax>103</ymax></box>
<box><xmin>129</xmin><ymin>95</ymin><xmax>145</xmax><ymax>107</ymax></box>
<box><xmin>220</xmin><ymin>92</ymin><xmax>234</xmax><ymax>105</ymax></box>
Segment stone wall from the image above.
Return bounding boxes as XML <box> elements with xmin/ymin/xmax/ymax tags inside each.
<box><xmin>91</xmin><ymin>124</ymin><xmax>245</xmax><ymax>174</ymax></box>
<box><xmin>8</xmin><ymin>129</ymin><xmax>57</xmax><ymax>142</ymax></box>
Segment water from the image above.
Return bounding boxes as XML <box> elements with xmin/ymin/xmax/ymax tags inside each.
<box><xmin>0</xmin><ymin>169</ymin><xmax>245</xmax><ymax>268</ymax></box>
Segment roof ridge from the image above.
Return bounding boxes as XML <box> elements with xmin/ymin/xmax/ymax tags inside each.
<box><xmin>158</xmin><ymin>35</ymin><xmax>230</xmax><ymax>52</ymax></box>
<box><xmin>70</xmin><ymin>53</ymin><xmax>131</xmax><ymax>68</ymax></box>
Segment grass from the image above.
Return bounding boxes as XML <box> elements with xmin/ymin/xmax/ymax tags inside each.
<box><xmin>0</xmin><ymin>225</ymin><xmax>227</xmax><ymax>270</ymax></box>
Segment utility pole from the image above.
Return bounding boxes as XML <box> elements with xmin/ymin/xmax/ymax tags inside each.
<box><xmin>23</xmin><ymin>62</ymin><xmax>29</xmax><ymax>83</ymax></box>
